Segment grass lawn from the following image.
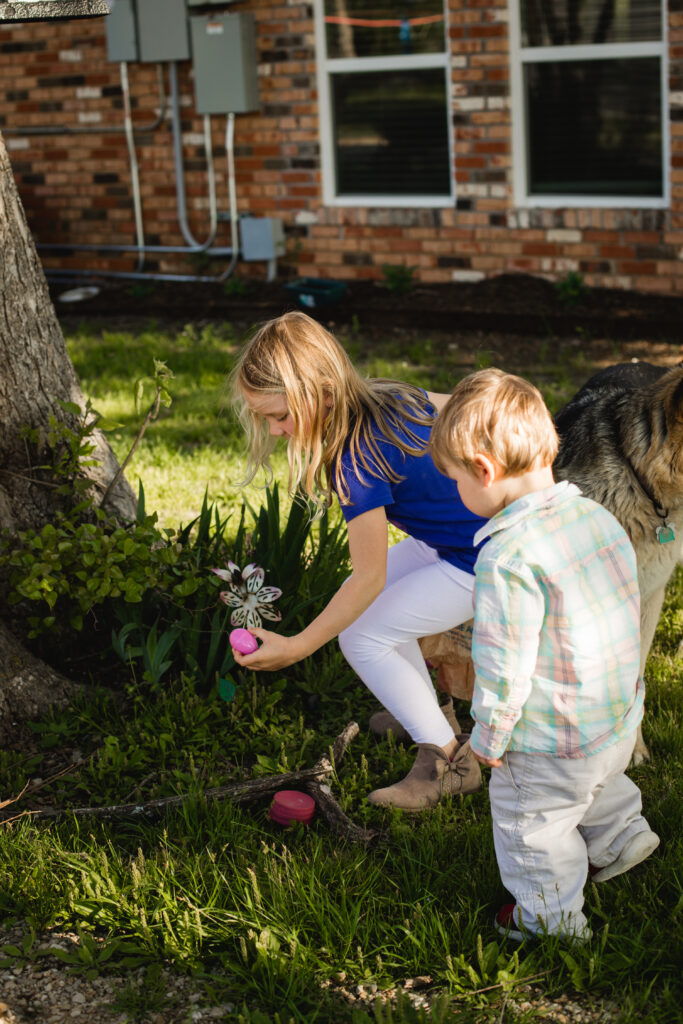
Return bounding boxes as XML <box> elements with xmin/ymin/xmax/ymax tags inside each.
<box><xmin>0</xmin><ymin>317</ymin><xmax>681</xmax><ymax>1023</ymax></box>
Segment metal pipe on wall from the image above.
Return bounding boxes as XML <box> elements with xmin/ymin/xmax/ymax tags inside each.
<box><xmin>45</xmin><ymin>112</ymin><xmax>241</xmax><ymax>283</ymax></box>
<box><xmin>120</xmin><ymin>60</ymin><xmax>145</xmax><ymax>272</ymax></box>
<box><xmin>168</xmin><ymin>61</ymin><xmax>218</xmax><ymax>251</ymax></box>
<box><xmin>39</xmin><ymin>68</ymin><xmax>241</xmax><ymax>280</ymax></box>
<box><xmin>2</xmin><ymin>61</ymin><xmax>167</xmax><ymax>136</ymax></box>
<box><xmin>3</xmin><ymin>6</ymin><xmax>257</xmax><ymax>284</ymax></box>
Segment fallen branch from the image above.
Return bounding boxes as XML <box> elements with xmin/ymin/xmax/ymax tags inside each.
<box><xmin>0</xmin><ymin>762</ymin><xmax>333</xmax><ymax>825</ymax></box>
<box><xmin>452</xmin><ymin>967</ymin><xmax>559</xmax><ymax>1001</ymax></box>
<box><xmin>0</xmin><ymin>722</ymin><xmax>374</xmax><ymax>843</ymax></box>
<box><xmin>306</xmin><ymin>781</ymin><xmax>380</xmax><ymax>845</ymax></box>
<box><xmin>0</xmin><ymin>749</ymin><xmax>98</xmax><ymax>814</ymax></box>
<box><xmin>0</xmin><ymin>780</ymin><xmax>30</xmax><ymax>813</ymax></box>
<box><xmin>330</xmin><ymin>721</ymin><xmax>359</xmax><ymax>765</ymax></box>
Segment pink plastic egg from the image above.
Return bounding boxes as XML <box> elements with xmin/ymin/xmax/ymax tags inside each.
<box><xmin>229</xmin><ymin>628</ymin><xmax>259</xmax><ymax>655</ymax></box>
<box><xmin>270</xmin><ymin>790</ymin><xmax>316</xmax><ymax>826</ymax></box>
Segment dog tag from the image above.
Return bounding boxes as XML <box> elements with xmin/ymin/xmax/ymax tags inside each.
<box><xmin>656</xmin><ymin>522</ymin><xmax>676</xmax><ymax>544</ymax></box>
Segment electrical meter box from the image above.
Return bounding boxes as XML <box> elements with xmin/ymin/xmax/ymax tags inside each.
<box><xmin>136</xmin><ymin>0</ymin><xmax>190</xmax><ymax>62</ymax></box>
<box><xmin>240</xmin><ymin>217</ymin><xmax>285</xmax><ymax>262</ymax></box>
<box><xmin>105</xmin><ymin>0</ymin><xmax>138</xmax><ymax>62</ymax></box>
<box><xmin>189</xmin><ymin>12</ymin><xmax>259</xmax><ymax>114</ymax></box>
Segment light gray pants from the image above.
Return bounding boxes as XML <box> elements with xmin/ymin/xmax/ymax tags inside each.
<box><xmin>490</xmin><ymin>732</ymin><xmax>652</xmax><ymax>939</ymax></box>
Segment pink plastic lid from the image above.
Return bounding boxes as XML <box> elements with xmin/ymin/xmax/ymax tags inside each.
<box><xmin>229</xmin><ymin>628</ymin><xmax>259</xmax><ymax>655</ymax></box>
<box><xmin>269</xmin><ymin>790</ymin><xmax>316</xmax><ymax>826</ymax></box>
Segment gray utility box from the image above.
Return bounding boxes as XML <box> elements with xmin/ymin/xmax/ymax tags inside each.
<box><xmin>105</xmin><ymin>0</ymin><xmax>138</xmax><ymax>62</ymax></box>
<box><xmin>190</xmin><ymin>12</ymin><xmax>259</xmax><ymax>114</ymax></box>
<box><xmin>240</xmin><ymin>217</ymin><xmax>285</xmax><ymax>262</ymax></box>
<box><xmin>137</xmin><ymin>0</ymin><xmax>190</xmax><ymax>62</ymax></box>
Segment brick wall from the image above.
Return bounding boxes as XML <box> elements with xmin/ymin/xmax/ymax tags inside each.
<box><xmin>1</xmin><ymin>1</ymin><xmax>681</xmax><ymax>292</ymax></box>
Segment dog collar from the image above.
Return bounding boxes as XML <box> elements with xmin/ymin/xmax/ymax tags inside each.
<box><xmin>626</xmin><ymin>457</ymin><xmax>676</xmax><ymax>544</ymax></box>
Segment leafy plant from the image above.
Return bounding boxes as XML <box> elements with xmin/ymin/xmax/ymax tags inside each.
<box><xmin>0</xmin><ymin>503</ymin><xmax>182</xmax><ymax>637</ymax></box>
<box><xmin>381</xmin><ymin>264</ymin><xmax>417</xmax><ymax>294</ymax></box>
<box><xmin>1</xmin><ymin>477</ymin><xmax>349</xmax><ymax>693</ymax></box>
<box><xmin>222</xmin><ymin>276</ymin><xmax>255</xmax><ymax>298</ymax></box>
<box><xmin>20</xmin><ymin>397</ymin><xmax>114</xmax><ymax>508</ymax></box>
<box><xmin>112</xmin><ymin>619</ymin><xmax>182</xmax><ymax>687</ymax></box>
<box><xmin>554</xmin><ymin>271</ymin><xmax>587</xmax><ymax>307</ymax></box>
<box><xmin>125</xmin><ymin>282</ymin><xmax>156</xmax><ymax>300</ymax></box>
<box><xmin>100</xmin><ymin>359</ymin><xmax>174</xmax><ymax>506</ymax></box>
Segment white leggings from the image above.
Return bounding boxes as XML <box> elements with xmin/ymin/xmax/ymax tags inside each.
<box><xmin>338</xmin><ymin>536</ymin><xmax>475</xmax><ymax>747</ymax></box>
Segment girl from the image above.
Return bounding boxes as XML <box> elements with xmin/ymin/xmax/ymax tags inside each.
<box><xmin>230</xmin><ymin>311</ymin><xmax>484</xmax><ymax>810</ymax></box>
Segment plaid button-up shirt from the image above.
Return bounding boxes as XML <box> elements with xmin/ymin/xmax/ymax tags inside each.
<box><xmin>470</xmin><ymin>481</ymin><xmax>644</xmax><ymax>760</ymax></box>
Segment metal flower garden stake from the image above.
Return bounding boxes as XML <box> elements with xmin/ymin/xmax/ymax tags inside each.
<box><xmin>212</xmin><ymin>561</ymin><xmax>282</xmax><ymax>629</ymax></box>
<box><xmin>211</xmin><ymin>561</ymin><xmax>282</xmax><ymax>701</ymax></box>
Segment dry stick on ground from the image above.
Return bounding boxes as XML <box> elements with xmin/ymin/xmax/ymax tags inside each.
<box><xmin>0</xmin><ymin>721</ymin><xmax>380</xmax><ymax>843</ymax></box>
<box><xmin>306</xmin><ymin>721</ymin><xmax>380</xmax><ymax>844</ymax></box>
<box><xmin>306</xmin><ymin>782</ymin><xmax>378</xmax><ymax>845</ymax></box>
<box><xmin>0</xmin><ymin>780</ymin><xmax>30</xmax><ymax>812</ymax></box>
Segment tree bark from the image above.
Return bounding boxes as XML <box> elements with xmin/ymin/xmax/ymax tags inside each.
<box><xmin>0</xmin><ymin>128</ymin><xmax>136</xmax><ymax>733</ymax></box>
<box><xmin>0</xmin><ymin>621</ymin><xmax>79</xmax><ymax>747</ymax></box>
<box><xmin>0</xmin><ymin>2</ymin><xmax>111</xmax><ymax>23</ymax></box>
<box><xmin>0</xmin><ymin>134</ymin><xmax>136</xmax><ymax>532</ymax></box>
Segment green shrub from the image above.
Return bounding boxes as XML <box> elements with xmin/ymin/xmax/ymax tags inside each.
<box><xmin>0</xmin><ymin>481</ymin><xmax>349</xmax><ymax>692</ymax></box>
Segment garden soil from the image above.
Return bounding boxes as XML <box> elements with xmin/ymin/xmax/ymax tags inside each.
<box><xmin>50</xmin><ymin>272</ymin><xmax>683</xmax><ymax>344</ymax></box>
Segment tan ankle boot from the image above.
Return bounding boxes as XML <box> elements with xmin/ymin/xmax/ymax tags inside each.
<box><xmin>367</xmin><ymin>734</ymin><xmax>482</xmax><ymax>810</ymax></box>
<box><xmin>368</xmin><ymin>698</ymin><xmax>461</xmax><ymax>745</ymax></box>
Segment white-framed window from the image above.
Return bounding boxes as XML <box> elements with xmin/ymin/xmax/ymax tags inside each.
<box><xmin>314</xmin><ymin>0</ymin><xmax>453</xmax><ymax>207</ymax></box>
<box><xmin>509</xmin><ymin>0</ymin><xmax>669</xmax><ymax>207</ymax></box>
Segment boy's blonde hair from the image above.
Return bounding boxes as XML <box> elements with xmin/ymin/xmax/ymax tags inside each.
<box><xmin>431</xmin><ymin>368</ymin><xmax>558</xmax><ymax>475</ymax></box>
<box><xmin>231</xmin><ymin>310</ymin><xmax>434</xmax><ymax>515</ymax></box>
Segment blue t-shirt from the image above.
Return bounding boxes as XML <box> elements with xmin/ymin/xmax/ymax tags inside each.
<box><xmin>334</xmin><ymin>397</ymin><xmax>487</xmax><ymax>574</ymax></box>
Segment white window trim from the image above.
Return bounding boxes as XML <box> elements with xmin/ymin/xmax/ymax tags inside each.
<box><xmin>508</xmin><ymin>0</ymin><xmax>670</xmax><ymax>208</ymax></box>
<box><xmin>313</xmin><ymin>0</ymin><xmax>455</xmax><ymax>208</ymax></box>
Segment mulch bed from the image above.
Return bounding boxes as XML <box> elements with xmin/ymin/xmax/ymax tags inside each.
<box><xmin>49</xmin><ymin>272</ymin><xmax>683</xmax><ymax>342</ymax></box>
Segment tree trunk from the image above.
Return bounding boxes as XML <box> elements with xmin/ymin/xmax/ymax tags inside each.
<box><xmin>0</xmin><ymin>129</ymin><xmax>136</xmax><ymax>736</ymax></box>
<box><xmin>0</xmin><ymin>2</ymin><xmax>111</xmax><ymax>24</ymax></box>
<box><xmin>0</xmin><ymin>622</ymin><xmax>79</xmax><ymax>747</ymax></box>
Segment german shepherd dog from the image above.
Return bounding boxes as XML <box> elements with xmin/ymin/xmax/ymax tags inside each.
<box><xmin>553</xmin><ymin>360</ymin><xmax>683</xmax><ymax>763</ymax></box>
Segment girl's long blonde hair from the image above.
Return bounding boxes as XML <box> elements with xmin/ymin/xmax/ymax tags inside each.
<box><xmin>231</xmin><ymin>311</ymin><xmax>435</xmax><ymax>515</ymax></box>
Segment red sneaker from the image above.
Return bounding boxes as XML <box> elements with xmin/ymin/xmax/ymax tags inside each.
<box><xmin>494</xmin><ymin>903</ymin><xmax>526</xmax><ymax>942</ymax></box>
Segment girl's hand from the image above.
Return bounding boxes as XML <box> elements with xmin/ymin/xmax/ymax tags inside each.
<box><xmin>232</xmin><ymin>627</ymin><xmax>303</xmax><ymax>672</ymax></box>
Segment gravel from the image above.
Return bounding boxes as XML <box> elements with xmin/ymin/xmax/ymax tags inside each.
<box><xmin>324</xmin><ymin>975</ymin><xmax>620</xmax><ymax>1023</ymax></box>
<box><xmin>0</xmin><ymin>922</ymin><xmax>619</xmax><ymax>1023</ymax></box>
<box><xmin>0</xmin><ymin>923</ymin><xmax>233</xmax><ymax>1024</ymax></box>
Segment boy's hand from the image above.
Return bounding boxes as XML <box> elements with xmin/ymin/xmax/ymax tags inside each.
<box><xmin>472</xmin><ymin>749</ymin><xmax>503</xmax><ymax>768</ymax></box>
<box><xmin>231</xmin><ymin>627</ymin><xmax>304</xmax><ymax>671</ymax></box>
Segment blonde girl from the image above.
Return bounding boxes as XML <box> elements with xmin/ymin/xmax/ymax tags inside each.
<box><xmin>230</xmin><ymin>311</ymin><xmax>484</xmax><ymax>809</ymax></box>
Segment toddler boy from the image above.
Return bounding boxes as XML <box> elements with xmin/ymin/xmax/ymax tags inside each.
<box><xmin>431</xmin><ymin>368</ymin><xmax>659</xmax><ymax>942</ymax></box>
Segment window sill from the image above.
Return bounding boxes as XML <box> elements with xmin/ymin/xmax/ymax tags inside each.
<box><xmin>325</xmin><ymin>194</ymin><xmax>454</xmax><ymax>208</ymax></box>
<box><xmin>519</xmin><ymin>194</ymin><xmax>668</xmax><ymax>209</ymax></box>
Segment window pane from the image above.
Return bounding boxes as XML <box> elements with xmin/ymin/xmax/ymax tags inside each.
<box><xmin>324</xmin><ymin>1</ymin><xmax>445</xmax><ymax>58</ymax></box>
<box><xmin>521</xmin><ymin>0</ymin><xmax>661</xmax><ymax>46</ymax></box>
<box><xmin>525</xmin><ymin>58</ymin><xmax>662</xmax><ymax>196</ymax></box>
<box><xmin>332</xmin><ymin>69</ymin><xmax>450</xmax><ymax>196</ymax></box>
